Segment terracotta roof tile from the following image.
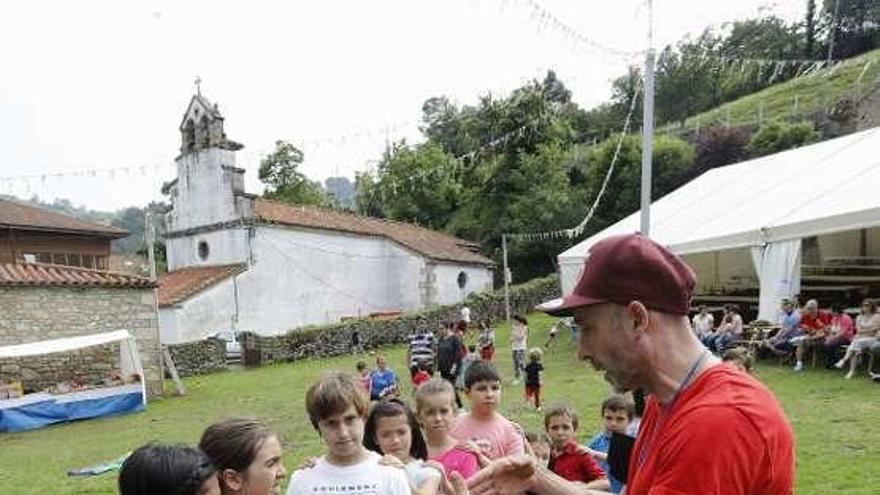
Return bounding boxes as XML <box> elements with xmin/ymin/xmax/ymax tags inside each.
<box><xmin>253</xmin><ymin>199</ymin><xmax>493</xmax><ymax>266</ymax></box>
<box><xmin>0</xmin><ymin>198</ymin><xmax>128</xmax><ymax>237</ymax></box>
<box><xmin>0</xmin><ymin>263</ymin><xmax>154</xmax><ymax>288</ymax></box>
<box><xmin>157</xmin><ymin>263</ymin><xmax>247</xmax><ymax>307</ymax></box>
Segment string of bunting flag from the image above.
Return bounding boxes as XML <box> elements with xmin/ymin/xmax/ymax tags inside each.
<box><xmin>506</xmin><ymin>76</ymin><xmax>644</xmax><ymax>243</ymax></box>
<box><xmin>501</xmin><ymin>0</ymin><xmax>642</xmax><ymax>60</ymax></box>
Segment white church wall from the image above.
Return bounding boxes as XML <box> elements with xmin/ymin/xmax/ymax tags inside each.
<box><xmin>159</xmin><ymin>277</ymin><xmax>238</xmax><ymax>344</ymax></box>
<box><xmin>166</xmin><ymin>228</ymin><xmax>250</xmax><ymax>271</ymax></box>
<box><xmin>168</xmin><ymin>149</ymin><xmax>240</xmax><ymax>232</ymax></box>
<box><xmin>230</xmin><ymin>227</ymin><xmax>426</xmax><ymax>335</ymax></box>
<box><xmin>433</xmin><ymin>263</ymin><xmax>493</xmax><ymax>306</ymax></box>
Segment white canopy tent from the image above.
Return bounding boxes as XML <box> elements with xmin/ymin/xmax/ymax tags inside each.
<box><xmin>559</xmin><ymin>126</ymin><xmax>880</xmax><ymax>321</ymax></box>
<box><xmin>0</xmin><ymin>330</ymin><xmax>146</xmax><ymax>405</ymax></box>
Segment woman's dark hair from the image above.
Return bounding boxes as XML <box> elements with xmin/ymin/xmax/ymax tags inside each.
<box><xmin>862</xmin><ymin>298</ymin><xmax>877</xmax><ymax>313</ymax></box>
<box><xmin>513</xmin><ymin>314</ymin><xmax>528</xmax><ymax>325</ymax></box>
<box><xmin>118</xmin><ymin>443</ymin><xmax>216</xmax><ymax>495</ymax></box>
<box><xmin>363</xmin><ymin>398</ymin><xmax>427</xmax><ymax>460</ymax></box>
<box><xmin>199</xmin><ymin>418</ymin><xmax>275</xmax><ymax>474</ymax></box>
<box><xmin>831</xmin><ymin>303</ymin><xmax>843</xmax><ymax>314</ymax></box>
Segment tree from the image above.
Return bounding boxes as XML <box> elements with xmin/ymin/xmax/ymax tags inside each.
<box><xmin>822</xmin><ymin>0</ymin><xmax>880</xmax><ymax>58</ymax></box>
<box><xmin>806</xmin><ymin>0</ymin><xmax>818</xmax><ymax>58</ymax></box>
<box><xmin>587</xmin><ymin>135</ymin><xmax>696</xmax><ymax>224</ymax></box>
<box><xmin>324</xmin><ymin>176</ymin><xmax>355</xmax><ymax>209</ymax></box>
<box><xmin>748</xmin><ymin>120</ymin><xmax>820</xmax><ymax>157</ymax></box>
<box><xmin>258</xmin><ymin>140</ymin><xmax>329</xmax><ymax>206</ymax></box>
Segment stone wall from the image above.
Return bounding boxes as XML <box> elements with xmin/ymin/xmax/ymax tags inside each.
<box><xmin>239</xmin><ymin>275</ymin><xmax>560</xmax><ymax>366</ymax></box>
<box><xmin>0</xmin><ymin>286</ymin><xmax>163</xmax><ymax>396</ymax></box>
<box><xmin>0</xmin><ymin>343</ymin><xmax>116</xmax><ymax>393</ymax></box>
<box><xmin>166</xmin><ymin>338</ymin><xmax>227</xmax><ymax>377</ymax></box>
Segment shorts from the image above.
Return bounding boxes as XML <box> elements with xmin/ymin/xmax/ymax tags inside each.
<box><xmin>848</xmin><ymin>336</ymin><xmax>878</xmax><ymax>353</ymax></box>
<box><xmin>525</xmin><ymin>384</ymin><xmax>541</xmax><ymax>401</ymax></box>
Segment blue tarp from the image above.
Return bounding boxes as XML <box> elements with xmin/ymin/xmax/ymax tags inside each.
<box><xmin>0</xmin><ymin>384</ymin><xmax>144</xmax><ymax>433</ymax></box>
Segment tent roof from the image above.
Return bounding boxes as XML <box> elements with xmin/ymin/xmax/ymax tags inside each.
<box><xmin>560</xmin><ymin>127</ymin><xmax>880</xmax><ymax>263</ymax></box>
<box><xmin>0</xmin><ymin>330</ymin><xmax>133</xmax><ymax>358</ymax></box>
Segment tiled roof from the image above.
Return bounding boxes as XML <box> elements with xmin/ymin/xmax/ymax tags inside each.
<box><xmin>0</xmin><ymin>263</ymin><xmax>154</xmax><ymax>288</ymax></box>
<box><xmin>253</xmin><ymin>199</ymin><xmax>493</xmax><ymax>266</ymax></box>
<box><xmin>157</xmin><ymin>264</ymin><xmax>247</xmax><ymax>307</ymax></box>
<box><xmin>0</xmin><ymin>198</ymin><xmax>128</xmax><ymax>237</ymax></box>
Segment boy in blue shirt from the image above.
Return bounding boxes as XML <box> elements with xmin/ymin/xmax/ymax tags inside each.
<box><xmin>585</xmin><ymin>395</ymin><xmax>634</xmax><ymax>494</ymax></box>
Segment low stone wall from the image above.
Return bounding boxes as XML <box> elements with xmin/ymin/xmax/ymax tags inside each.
<box><xmin>166</xmin><ymin>338</ymin><xmax>227</xmax><ymax>377</ymax></box>
<box><xmin>240</xmin><ymin>275</ymin><xmax>560</xmax><ymax>366</ymax></box>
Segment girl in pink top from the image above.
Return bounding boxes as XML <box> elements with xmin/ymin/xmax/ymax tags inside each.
<box><xmin>415</xmin><ymin>378</ymin><xmax>480</xmax><ymax>483</ymax></box>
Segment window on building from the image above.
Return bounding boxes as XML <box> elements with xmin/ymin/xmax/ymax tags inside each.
<box><xmin>198</xmin><ymin>241</ymin><xmax>210</xmax><ymax>260</ymax></box>
<box><xmin>457</xmin><ymin>271</ymin><xmax>468</xmax><ymax>290</ymax></box>
<box><xmin>24</xmin><ymin>252</ymin><xmax>106</xmax><ymax>270</ymax></box>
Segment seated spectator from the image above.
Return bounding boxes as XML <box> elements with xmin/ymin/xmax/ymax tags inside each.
<box><xmin>706</xmin><ymin>304</ymin><xmax>743</xmax><ymax>354</ymax></box>
<box><xmin>822</xmin><ymin>304</ymin><xmax>855</xmax><ymax>368</ymax></box>
<box><xmin>792</xmin><ymin>299</ymin><xmax>832</xmax><ymax>372</ymax></box>
<box><xmin>761</xmin><ymin>299</ymin><xmax>802</xmax><ymax>357</ymax></box>
<box><xmin>691</xmin><ymin>305</ymin><xmax>714</xmax><ymax>340</ymax></box>
<box><xmin>118</xmin><ymin>443</ymin><xmax>219</xmax><ymax>495</ymax></box>
<box><xmin>836</xmin><ymin>298</ymin><xmax>880</xmax><ymax>379</ymax></box>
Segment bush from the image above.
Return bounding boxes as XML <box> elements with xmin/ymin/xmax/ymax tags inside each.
<box><xmin>747</xmin><ymin>120</ymin><xmax>819</xmax><ymax>157</ymax></box>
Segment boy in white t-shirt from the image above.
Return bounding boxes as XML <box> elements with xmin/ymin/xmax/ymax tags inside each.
<box><xmin>286</xmin><ymin>372</ymin><xmax>410</xmax><ymax>495</ymax></box>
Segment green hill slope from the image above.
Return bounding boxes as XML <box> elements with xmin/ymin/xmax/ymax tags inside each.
<box><xmin>660</xmin><ymin>49</ymin><xmax>880</xmax><ymax>132</ymax></box>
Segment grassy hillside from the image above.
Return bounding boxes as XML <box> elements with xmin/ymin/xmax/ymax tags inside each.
<box><xmin>659</xmin><ymin>49</ymin><xmax>880</xmax><ymax>132</ymax></box>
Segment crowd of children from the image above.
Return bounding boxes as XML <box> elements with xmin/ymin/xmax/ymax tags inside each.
<box><xmin>116</xmin><ymin>313</ymin><xmax>667</xmax><ymax>495</ymax></box>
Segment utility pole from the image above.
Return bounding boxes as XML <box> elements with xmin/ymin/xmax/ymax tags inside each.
<box><xmin>502</xmin><ymin>234</ymin><xmax>510</xmax><ymax>322</ymax></box>
<box><xmin>145</xmin><ymin>210</ymin><xmax>157</xmax><ymax>281</ymax></box>
<box><xmin>640</xmin><ymin>0</ymin><xmax>655</xmax><ymax>237</ymax></box>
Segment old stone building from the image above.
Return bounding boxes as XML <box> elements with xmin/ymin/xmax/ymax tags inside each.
<box><xmin>158</xmin><ymin>94</ymin><xmax>494</xmax><ymax>344</ymax></box>
<box><xmin>0</xmin><ymin>201</ymin><xmax>162</xmax><ymax>396</ymax></box>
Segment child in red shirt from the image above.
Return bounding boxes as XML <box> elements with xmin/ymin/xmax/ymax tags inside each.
<box><xmin>411</xmin><ymin>359</ymin><xmax>432</xmax><ymax>387</ymax></box>
<box><xmin>544</xmin><ymin>405</ymin><xmax>608</xmax><ymax>490</ymax></box>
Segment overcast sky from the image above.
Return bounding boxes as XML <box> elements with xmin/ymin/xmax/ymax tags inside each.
<box><xmin>0</xmin><ymin>0</ymin><xmax>806</xmax><ymax>211</ymax></box>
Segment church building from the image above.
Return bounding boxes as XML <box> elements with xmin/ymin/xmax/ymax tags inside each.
<box><xmin>157</xmin><ymin>93</ymin><xmax>493</xmax><ymax>344</ymax></box>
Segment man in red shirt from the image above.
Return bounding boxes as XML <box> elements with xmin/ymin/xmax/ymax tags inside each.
<box><xmin>793</xmin><ymin>299</ymin><xmax>833</xmax><ymax>372</ymax></box>
<box><xmin>466</xmin><ymin>234</ymin><xmax>795</xmax><ymax>495</ymax></box>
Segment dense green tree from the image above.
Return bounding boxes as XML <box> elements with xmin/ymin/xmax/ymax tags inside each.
<box><xmin>258</xmin><ymin>140</ymin><xmax>329</xmax><ymax>206</ymax></box>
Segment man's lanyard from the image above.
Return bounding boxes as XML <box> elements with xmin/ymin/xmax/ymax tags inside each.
<box><xmin>636</xmin><ymin>350</ymin><xmax>711</xmax><ymax>469</ymax></box>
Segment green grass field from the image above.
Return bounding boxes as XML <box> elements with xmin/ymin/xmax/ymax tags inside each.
<box><xmin>1</xmin><ymin>312</ymin><xmax>878</xmax><ymax>494</ymax></box>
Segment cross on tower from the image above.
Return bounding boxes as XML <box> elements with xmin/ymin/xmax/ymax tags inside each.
<box><xmin>194</xmin><ymin>76</ymin><xmax>202</xmax><ymax>96</ymax></box>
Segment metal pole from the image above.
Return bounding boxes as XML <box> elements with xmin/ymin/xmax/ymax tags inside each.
<box><xmin>640</xmin><ymin>55</ymin><xmax>655</xmax><ymax>236</ymax></box>
<box><xmin>502</xmin><ymin>234</ymin><xmax>510</xmax><ymax>322</ymax></box>
<box><xmin>640</xmin><ymin>0</ymin><xmax>654</xmax><ymax>237</ymax></box>
<box><xmin>145</xmin><ymin>211</ymin><xmax>157</xmax><ymax>281</ymax></box>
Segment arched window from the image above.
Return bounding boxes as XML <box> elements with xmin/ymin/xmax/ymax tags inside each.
<box><xmin>457</xmin><ymin>271</ymin><xmax>468</xmax><ymax>290</ymax></box>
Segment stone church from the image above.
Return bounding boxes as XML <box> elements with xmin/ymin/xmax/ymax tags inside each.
<box><xmin>157</xmin><ymin>93</ymin><xmax>493</xmax><ymax>344</ymax></box>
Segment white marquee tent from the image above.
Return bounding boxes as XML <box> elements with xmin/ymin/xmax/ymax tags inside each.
<box><xmin>558</xmin><ymin>126</ymin><xmax>880</xmax><ymax>321</ymax></box>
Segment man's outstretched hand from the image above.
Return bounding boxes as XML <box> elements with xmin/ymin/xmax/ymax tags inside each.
<box><xmin>466</xmin><ymin>455</ymin><xmax>537</xmax><ymax>495</ymax></box>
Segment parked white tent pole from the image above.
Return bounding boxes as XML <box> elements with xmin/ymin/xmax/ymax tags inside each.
<box><xmin>640</xmin><ymin>0</ymin><xmax>655</xmax><ymax>236</ymax></box>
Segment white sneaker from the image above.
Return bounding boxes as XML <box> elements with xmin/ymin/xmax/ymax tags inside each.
<box><xmin>511</xmin><ymin>379</ymin><xmax>521</xmax><ymax>385</ymax></box>
<box><xmin>793</xmin><ymin>362</ymin><xmax>803</xmax><ymax>372</ymax></box>
<box><xmin>834</xmin><ymin>359</ymin><xmax>845</xmax><ymax>369</ymax></box>
<box><xmin>844</xmin><ymin>370</ymin><xmax>854</xmax><ymax>380</ymax></box>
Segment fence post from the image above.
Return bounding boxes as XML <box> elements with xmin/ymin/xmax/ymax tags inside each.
<box><xmin>793</xmin><ymin>93</ymin><xmax>799</xmax><ymax>118</ymax></box>
<box><xmin>758</xmin><ymin>100</ymin><xmax>764</xmax><ymax>126</ymax></box>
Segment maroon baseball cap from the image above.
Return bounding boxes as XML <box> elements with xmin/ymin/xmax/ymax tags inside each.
<box><xmin>537</xmin><ymin>233</ymin><xmax>695</xmax><ymax>316</ymax></box>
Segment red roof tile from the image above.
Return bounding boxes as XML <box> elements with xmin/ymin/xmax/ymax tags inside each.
<box><xmin>157</xmin><ymin>264</ymin><xmax>247</xmax><ymax>307</ymax></box>
<box><xmin>0</xmin><ymin>198</ymin><xmax>128</xmax><ymax>237</ymax></box>
<box><xmin>253</xmin><ymin>199</ymin><xmax>493</xmax><ymax>266</ymax></box>
<box><xmin>0</xmin><ymin>263</ymin><xmax>154</xmax><ymax>288</ymax></box>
